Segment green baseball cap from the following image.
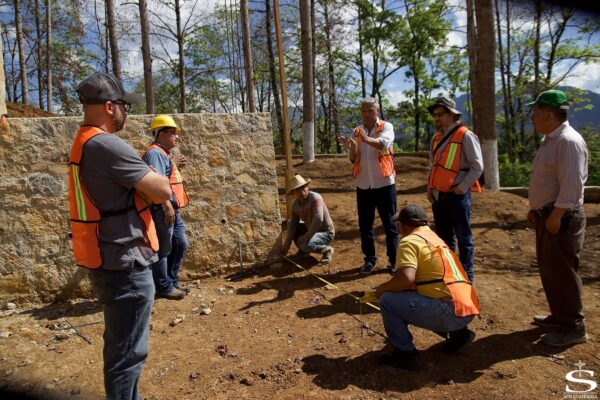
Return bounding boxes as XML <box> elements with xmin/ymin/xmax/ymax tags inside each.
<box><xmin>527</xmin><ymin>90</ymin><xmax>569</xmax><ymax>109</ymax></box>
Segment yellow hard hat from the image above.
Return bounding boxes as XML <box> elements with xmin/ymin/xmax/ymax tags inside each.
<box><xmin>150</xmin><ymin>114</ymin><xmax>180</xmax><ymax>132</ymax></box>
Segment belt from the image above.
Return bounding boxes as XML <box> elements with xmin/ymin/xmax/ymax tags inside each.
<box><xmin>533</xmin><ymin>205</ymin><xmax>580</xmax><ymax>218</ymax></box>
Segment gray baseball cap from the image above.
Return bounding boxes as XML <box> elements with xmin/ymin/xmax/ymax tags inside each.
<box><xmin>427</xmin><ymin>97</ymin><xmax>462</xmax><ymax>116</ymax></box>
<box><xmin>77</xmin><ymin>72</ymin><xmax>143</xmax><ymax>105</ymax></box>
<box><xmin>394</xmin><ymin>205</ymin><xmax>429</xmax><ymax>227</ymax></box>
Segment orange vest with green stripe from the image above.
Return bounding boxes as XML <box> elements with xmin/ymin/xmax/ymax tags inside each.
<box><xmin>411</xmin><ymin>229</ymin><xmax>480</xmax><ymax>317</ymax></box>
<box><xmin>143</xmin><ymin>144</ymin><xmax>189</xmax><ymax>209</ymax></box>
<box><xmin>352</xmin><ymin>120</ymin><xmax>395</xmax><ymax>178</ymax></box>
<box><xmin>428</xmin><ymin>125</ymin><xmax>481</xmax><ymax>193</ymax></box>
<box><xmin>68</xmin><ymin>126</ymin><xmax>159</xmax><ymax>269</ymax></box>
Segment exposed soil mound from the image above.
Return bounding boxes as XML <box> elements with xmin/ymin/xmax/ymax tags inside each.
<box><xmin>6</xmin><ymin>102</ymin><xmax>56</xmax><ymax>118</ymax></box>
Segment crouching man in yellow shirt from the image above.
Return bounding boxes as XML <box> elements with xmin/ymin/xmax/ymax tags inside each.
<box><xmin>361</xmin><ymin>205</ymin><xmax>480</xmax><ymax>371</ymax></box>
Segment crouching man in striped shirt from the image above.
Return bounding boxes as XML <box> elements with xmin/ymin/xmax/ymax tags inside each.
<box><xmin>527</xmin><ymin>90</ymin><xmax>589</xmax><ymax>347</ymax></box>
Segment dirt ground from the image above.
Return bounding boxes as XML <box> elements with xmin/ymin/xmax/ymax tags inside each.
<box><xmin>1</xmin><ymin>155</ymin><xmax>598</xmax><ymax>400</ymax></box>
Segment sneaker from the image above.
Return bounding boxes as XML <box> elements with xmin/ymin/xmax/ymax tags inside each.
<box><xmin>532</xmin><ymin>315</ymin><xmax>561</xmax><ymax>328</ymax></box>
<box><xmin>379</xmin><ymin>349</ymin><xmax>420</xmax><ymax>371</ymax></box>
<box><xmin>156</xmin><ymin>288</ymin><xmax>186</xmax><ymax>301</ymax></box>
<box><xmin>320</xmin><ymin>246</ymin><xmax>334</xmax><ymax>264</ymax></box>
<box><xmin>443</xmin><ymin>328</ymin><xmax>475</xmax><ymax>354</ymax></box>
<box><xmin>387</xmin><ymin>264</ymin><xmax>397</xmax><ymax>275</ymax></box>
<box><xmin>360</xmin><ymin>262</ymin><xmax>375</xmax><ymax>275</ymax></box>
<box><xmin>540</xmin><ymin>331</ymin><xmax>588</xmax><ymax>347</ymax></box>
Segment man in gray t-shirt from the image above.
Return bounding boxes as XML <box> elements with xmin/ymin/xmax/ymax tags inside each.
<box><xmin>71</xmin><ymin>72</ymin><xmax>171</xmax><ymax>399</ymax></box>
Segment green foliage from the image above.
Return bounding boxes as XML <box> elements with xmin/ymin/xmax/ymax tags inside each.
<box><xmin>581</xmin><ymin>128</ymin><xmax>600</xmax><ymax>186</ymax></box>
<box><xmin>498</xmin><ymin>154</ymin><xmax>532</xmax><ymax>187</ymax></box>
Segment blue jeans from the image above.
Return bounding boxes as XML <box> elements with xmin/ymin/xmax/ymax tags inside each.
<box><xmin>150</xmin><ymin>208</ymin><xmax>188</xmax><ymax>293</ymax></box>
<box><xmin>167</xmin><ymin>213</ymin><xmax>188</xmax><ymax>289</ymax></box>
<box><xmin>432</xmin><ymin>191</ymin><xmax>474</xmax><ymax>281</ymax></box>
<box><xmin>379</xmin><ymin>291</ymin><xmax>474</xmax><ymax>351</ymax></box>
<box><xmin>356</xmin><ymin>184</ymin><xmax>398</xmax><ymax>267</ymax></box>
<box><xmin>150</xmin><ymin>207</ymin><xmax>174</xmax><ymax>294</ymax></box>
<box><xmin>294</xmin><ymin>223</ymin><xmax>333</xmax><ymax>254</ymax></box>
<box><xmin>88</xmin><ymin>263</ymin><xmax>155</xmax><ymax>400</ymax></box>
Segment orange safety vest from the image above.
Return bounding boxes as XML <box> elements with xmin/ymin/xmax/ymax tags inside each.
<box><xmin>411</xmin><ymin>229</ymin><xmax>480</xmax><ymax>317</ymax></box>
<box><xmin>143</xmin><ymin>143</ymin><xmax>189</xmax><ymax>208</ymax></box>
<box><xmin>68</xmin><ymin>126</ymin><xmax>159</xmax><ymax>269</ymax></box>
<box><xmin>428</xmin><ymin>125</ymin><xmax>482</xmax><ymax>193</ymax></box>
<box><xmin>352</xmin><ymin>120</ymin><xmax>395</xmax><ymax>178</ymax></box>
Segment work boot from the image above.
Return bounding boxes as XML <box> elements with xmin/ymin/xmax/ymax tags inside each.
<box><xmin>540</xmin><ymin>331</ymin><xmax>588</xmax><ymax>347</ymax></box>
<box><xmin>320</xmin><ymin>246</ymin><xmax>334</xmax><ymax>264</ymax></box>
<box><xmin>532</xmin><ymin>315</ymin><xmax>561</xmax><ymax>328</ymax></box>
<box><xmin>379</xmin><ymin>348</ymin><xmax>420</xmax><ymax>372</ymax></box>
<box><xmin>443</xmin><ymin>328</ymin><xmax>475</xmax><ymax>354</ymax></box>
<box><xmin>156</xmin><ymin>288</ymin><xmax>186</xmax><ymax>301</ymax></box>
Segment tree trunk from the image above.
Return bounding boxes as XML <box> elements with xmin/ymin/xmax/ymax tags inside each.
<box><xmin>34</xmin><ymin>0</ymin><xmax>44</xmax><ymax>109</ymax></box>
<box><xmin>468</xmin><ymin>0</ymin><xmax>499</xmax><ymax>190</ymax></box>
<box><xmin>240</xmin><ymin>0</ymin><xmax>256</xmax><ymax>112</ymax></box>
<box><xmin>413</xmin><ymin>67</ymin><xmax>420</xmax><ymax>152</ymax></box>
<box><xmin>323</xmin><ymin>0</ymin><xmax>341</xmax><ymax>153</ymax></box>
<box><xmin>300</xmin><ymin>0</ymin><xmax>315</xmax><ymax>163</ymax></box>
<box><xmin>175</xmin><ymin>0</ymin><xmax>186</xmax><ymax>112</ymax></box>
<box><xmin>139</xmin><ymin>0</ymin><xmax>154</xmax><ymax>113</ymax></box>
<box><xmin>105</xmin><ymin>0</ymin><xmax>121</xmax><ymax>79</ymax></box>
<box><xmin>494</xmin><ymin>0</ymin><xmax>513</xmax><ymax>161</ymax></box>
<box><xmin>357</xmin><ymin>4</ymin><xmax>366</xmax><ymax>98</ymax></box>
<box><xmin>14</xmin><ymin>0</ymin><xmax>28</xmax><ymax>104</ymax></box>
<box><xmin>0</xmin><ymin>25</ymin><xmax>7</xmax><ymax>116</ymax></box>
<box><xmin>45</xmin><ymin>0</ymin><xmax>52</xmax><ymax>113</ymax></box>
<box><xmin>265</xmin><ymin>0</ymin><xmax>284</xmax><ymax>144</ymax></box>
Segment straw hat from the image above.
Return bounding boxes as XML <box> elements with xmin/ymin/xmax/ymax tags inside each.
<box><xmin>287</xmin><ymin>174</ymin><xmax>311</xmax><ymax>194</ymax></box>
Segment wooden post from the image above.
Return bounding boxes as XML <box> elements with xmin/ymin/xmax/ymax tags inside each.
<box><xmin>0</xmin><ymin>25</ymin><xmax>7</xmax><ymax>118</ymax></box>
<box><xmin>273</xmin><ymin>0</ymin><xmax>293</xmax><ymax>218</ymax></box>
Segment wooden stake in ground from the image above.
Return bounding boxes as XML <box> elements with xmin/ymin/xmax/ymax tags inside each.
<box><xmin>273</xmin><ymin>0</ymin><xmax>293</xmax><ymax>218</ymax></box>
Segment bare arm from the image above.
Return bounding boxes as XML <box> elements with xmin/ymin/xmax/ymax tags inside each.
<box><xmin>374</xmin><ymin>267</ymin><xmax>416</xmax><ymax>299</ymax></box>
<box><xmin>135</xmin><ymin>170</ymin><xmax>171</xmax><ymax>204</ymax></box>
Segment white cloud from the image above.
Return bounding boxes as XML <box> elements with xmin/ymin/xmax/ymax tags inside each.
<box><xmin>562</xmin><ymin>62</ymin><xmax>600</xmax><ymax>93</ymax></box>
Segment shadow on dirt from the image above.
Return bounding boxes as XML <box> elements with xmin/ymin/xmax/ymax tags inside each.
<box><xmin>301</xmin><ymin>326</ymin><xmax>571</xmax><ymax>392</ymax></box>
<box><xmin>21</xmin><ymin>300</ymin><xmax>101</xmax><ymax>321</ymax></box>
<box><xmin>236</xmin><ymin>258</ymin><xmax>386</xmax><ymax>311</ymax></box>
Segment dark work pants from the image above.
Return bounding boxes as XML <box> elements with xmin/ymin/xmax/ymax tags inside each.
<box><xmin>356</xmin><ymin>184</ymin><xmax>398</xmax><ymax>267</ymax></box>
<box><xmin>432</xmin><ymin>191</ymin><xmax>474</xmax><ymax>282</ymax></box>
<box><xmin>535</xmin><ymin>207</ymin><xmax>586</xmax><ymax>334</ymax></box>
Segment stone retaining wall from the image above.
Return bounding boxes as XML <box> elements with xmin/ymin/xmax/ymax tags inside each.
<box><xmin>0</xmin><ymin>113</ymin><xmax>281</xmax><ymax>303</ymax></box>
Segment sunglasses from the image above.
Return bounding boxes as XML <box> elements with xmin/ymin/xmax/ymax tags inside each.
<box><xmin>111</xmin><ymin>100</ymin><xmax>131</xmax><ymax>112</ymax></box>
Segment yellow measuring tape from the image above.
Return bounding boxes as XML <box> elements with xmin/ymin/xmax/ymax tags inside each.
<box><xmin>283</xmin><ymin>255</ymin><xmax>380</xmax><ymax>311</ymax></box>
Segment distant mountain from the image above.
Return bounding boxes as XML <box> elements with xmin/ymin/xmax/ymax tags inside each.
<box><xmin>455</xmin><ymin>87</ymin><xmax>600</xmax><ymax>133</ymax></box>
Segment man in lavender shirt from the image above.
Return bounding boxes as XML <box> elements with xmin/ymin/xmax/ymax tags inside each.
<box><xmin>527</xmin><ymin>90</ymin><xmax>588</xmax><ymax>347</ymax></box>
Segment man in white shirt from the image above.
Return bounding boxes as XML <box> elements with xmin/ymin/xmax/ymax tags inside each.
<box><xmin>338</xmin><ymin>97</ymin><xmax>398</xmax><ymax>275</ymax></box>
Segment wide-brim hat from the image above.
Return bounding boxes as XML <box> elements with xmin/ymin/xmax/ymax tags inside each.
<box><xmin>427</xmin><ymin>97</ymin><xmax>462</xmax><ymax>116</ymax></box>
<box><xmin>287</xmin><ymin>175</ymin><xmax>311</xmax><ymax>194</ymax></box>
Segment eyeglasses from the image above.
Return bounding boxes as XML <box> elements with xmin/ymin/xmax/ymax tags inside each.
<box><xmin>111</xmin><ymin>100</ymin><xmax>131</xmax><ymax>112</ymax></box>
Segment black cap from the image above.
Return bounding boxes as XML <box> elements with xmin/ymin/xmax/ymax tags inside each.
<box><xmin>427</xmin><ymin>97</ymin><xmax>462</xmax><ymax>116</ymax></box>
<box><xmin>394</xmin><ymin>205</ymin><xmax>428</xmax><ymax>227</ymax></box>
<box><xmin>77</xmin><ymin>72</ymin><xmax>143</xmax><ymax>105</ymax></box>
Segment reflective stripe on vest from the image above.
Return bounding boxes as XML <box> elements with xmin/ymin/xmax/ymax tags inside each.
<box><xmin>352</xmin><ymin>120</ymin><xmax>395</xmax><ymax>178</ymax></box>
<box><xmin>428</xmin><ymin>125</ymin><xmax>482</xmax><ymax>193</ymax></box>
<box><xmin>68</xmin><ymin>126</ymin><xmax>159</xmax><ymax>269</ymax></box>
<box><xmin>143</xmin><ymin>143</ymin><xmax>189</xmax><ymax>208</ymax></box>
<box><xmin>411</xmin><ymin>229</ymin><xmax>480</xmax><ymax>318</ymax></box>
